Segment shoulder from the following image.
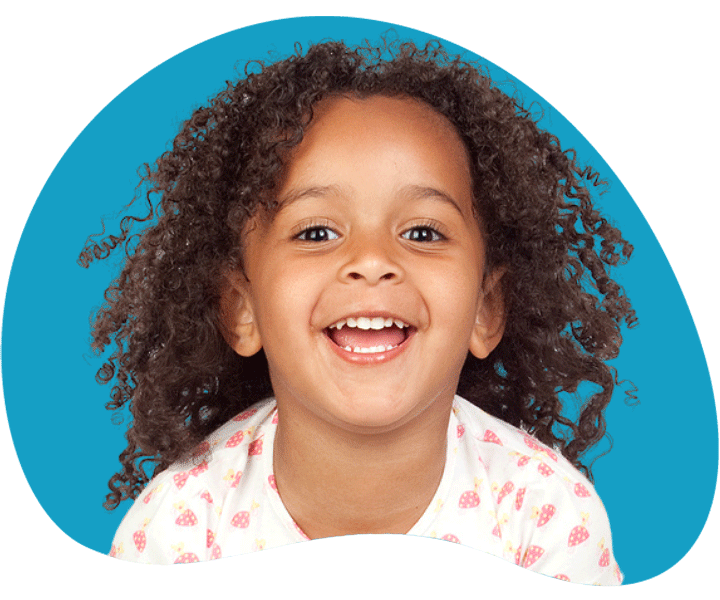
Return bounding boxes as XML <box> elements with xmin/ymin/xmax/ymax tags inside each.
<box><xmin>453</xmin><ymin>395</ymin><xmax>589</xmax><ymax>486</ymax></box>
<box><xmin>452</xmin><ymin>396</ymin><xmax>623</xmax><ymax>585</ymax></box>
<box><xmin>110</xmin><ymin>397</ymin><xmax>277</xmax><ymax>564</ymax></box>
<box><xmin>200</xmin><ymin>396</ymin><xmax>277</xmax><ymax>465</ymax></box>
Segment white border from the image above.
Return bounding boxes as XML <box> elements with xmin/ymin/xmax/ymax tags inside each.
<box><xmin>1</xmin><ymin>2</ymin><xmax>717</xmax><ymax>596</ymax></box>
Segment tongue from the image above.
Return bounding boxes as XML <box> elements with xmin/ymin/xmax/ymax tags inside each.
<box><xmin>328</xmin><ymin>325</ymin><xmax>406</xmax><ymax>349</ymax></box>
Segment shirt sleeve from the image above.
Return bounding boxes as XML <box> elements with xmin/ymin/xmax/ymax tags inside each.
<box><xmin>507</xmin><ymin>474</ymin><xmax>623</xmax><ymax>585</ymax></box>
<box><xmin>109</xmin><ymin>465</ymin><xmax>220</xmax><ymax>565</ymax></box>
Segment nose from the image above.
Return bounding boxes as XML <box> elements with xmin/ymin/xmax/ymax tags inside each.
<box><xmin>338</xmin><ymin>236</ymin><xmax>405</xmax><ymax>285</ymax></box>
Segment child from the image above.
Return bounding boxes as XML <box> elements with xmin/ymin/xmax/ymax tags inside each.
<box><xmin>86</xmin><ymin>38</ymin><xmax>635</xmax><ymax>584</ymax></box>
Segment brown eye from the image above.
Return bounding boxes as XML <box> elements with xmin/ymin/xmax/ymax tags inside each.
<box><xmin>402</xmin><ymin>227</ymin><xmax>445</xmax><ymax>242</ymax></box>
<box><xmin>294</xmin><ymin>226</ymin><xmax>339</xmax><ymax>242</ymax></box>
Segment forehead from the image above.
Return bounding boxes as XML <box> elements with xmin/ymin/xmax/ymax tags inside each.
<box><xmin>277</xmin><ymin>94</ymin><xmax>474</xmax><ymax>209</ymax></box>
<box><xmin>300</xmin><ymin>94</ymin><xmax>468</xmax><ymax>163</ymax></box>
<box><xmin>307</xmin><ymin>93</ymin><xmax>464</xmax><ymax>138</ymax></box>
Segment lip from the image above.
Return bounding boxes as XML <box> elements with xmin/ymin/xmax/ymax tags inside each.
<box><xmin>323</xmin><ymin>323</ymin><xmax>417</xmax><ymax>365</ymax></box>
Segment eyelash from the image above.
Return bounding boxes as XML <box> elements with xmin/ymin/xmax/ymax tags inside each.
<box><xmin>292</xmin><ymin>222</ymin><xmax>340</xmax><ymax>242</ymax></box>
<box><xmin>401</xmin><ymin>221</ymin><xmax>447</xmax><ymax>243</ymax></box>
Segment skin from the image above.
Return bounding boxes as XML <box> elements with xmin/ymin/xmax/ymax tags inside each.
<box><xmin>221</xmin><ymin>94</ymin><xmax>505</xmax><ymax>538</ymax></box>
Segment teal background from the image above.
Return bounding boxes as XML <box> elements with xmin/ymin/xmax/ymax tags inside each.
<box><xmin>1</xmin><ymin>16</ymin><xmax>717</xmax><ymax>585</ymax></box>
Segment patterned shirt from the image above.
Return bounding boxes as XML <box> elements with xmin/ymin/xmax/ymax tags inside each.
<box><xmin>110</xmin><ymin>396</ymin><xmax>622</xmax><ymax>585</ymax></box>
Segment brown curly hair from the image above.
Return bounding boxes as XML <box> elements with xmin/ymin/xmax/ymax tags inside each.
<box><xmin>80</xmin><ymin>37</ymin><xmax>637</xmax><ymax>510</ymax></box>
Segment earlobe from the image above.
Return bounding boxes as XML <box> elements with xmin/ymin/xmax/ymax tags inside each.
<box><xmin>218</xmin><ymin>271</ymin><xmax>263</xmax><ymax>357</ymax></box>
<box><xmin>469</xmin><ymin>267</ymin><xmax>507</xmax><ymax>359</ymax></box>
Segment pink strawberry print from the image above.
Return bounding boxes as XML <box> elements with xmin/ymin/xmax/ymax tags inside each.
<box><xmin>536</xmin><ymin>504</ymin><xmax>556</xmax><ymax>527</ymax></box>
<box><xmin>483</xmin><ymin>430</ymin><xmax>502</xmax><ymax>445</ymax></box>
<box><xmin>544</xmin><ymin>448</ymin><xmax>558</xmax><ymax>462</ymax></box>
<box><xmin>491</xmin><ymin>524</ymin><xmax>501</xmax><ymax>538</ymax></box>
<box><xmin>201</xmin><ymin>490</ymin><xmax>213</xmax><ymax>504</ymax></box>
<box><xmin>233</xmin><ymin>408</ymin><xmax>258</xmax><ymax>422</ymax></box>
<box><xmin>109</xmin><ymin>544</ymin><xmax>119</xmax><ymax>558</ymax></box>
<box><xmin>514</xmin><ymin>487</ymin><xmax>526</xmax><ymax>510</ymax></box>
<box><xmin>614</xmin><ymin>564</ymin><xmax>622</xmax><ymax>582</ymax></box>
<box><xmin>173</xmin><ymin>472</ymin><xmax>190</xmax><ymax>489</ymax></box>
<box><xmin>176</xmin><ymin>509</ymin><xmax>199</xmax><ymax>527</ymax></box>
<box><xmin>514</xmin><ymin>547</ymin><xmax>522</xmax><ymax>565</ymax></box>
<box><xmin>132</xmin><ymin>529</ymin><xmax>146</xmax><ymax>552</ymax></box>
<box><xmin>568</xmin><ymin>525</ymin><xmax>590</xmax><ymax>547</ymax></box>
<box><xmin>189</xmin><ymin>461</ymin><xmax>209</xmax><ymax>477</ymax></box>
<box><xmin>206</xmin><ymin>529</ymin><xmax>215</xmax><ymax>548</ymax></box>
<box><xmin>226</xmin><ymin>430</ymin><xmax>245</xmax><ymax>448</ymax></box>
<box><xmin>457</xmin><ymin>424</ymin><xmax>465</xmax><ymax>438</ymax></box>
<box><xmin>272</xmin><ymin>410</ymin><xmax>279</xmax><ymax>424</ymax></box>
<box><xmin>248</xmin><ymin>438</ymin><xmax>263</xmax><ymax>456</ymax></box>
<box><xmin>441</xmin><ymin>534</ymin><xmax>460</xmax><ymax>543</ymax></box>
<box><xmin>231</xmin><ymin>511</ymin><xmax>250</xmax><ymax>528</ymax></box>
<box><xmin>517</xmin><ymin>454</ymin><xmax>531</xmax><ymax>467</ymax></box>
<box><xmin>574</xmin><ymin>483</ymin><xmax>591</xmax><ymax>498</ymax></box>
<box><xmin>174</xmin><ymin>552</ymin><xmax>200</xmax><ymax>563</ymax></box>
<box><xmin>497</xmin><ymin>481</ymin><xmax>515</xmax><ymax>504</ymax></box>
<box><xmin>523</xmin><ymin>545</ymin><xmax>545</xmax><ymax>568</ymax></box>
<box><xmin>268</xmin><ymin>474</ymin><xmax>278</xmax><ymax>492</ymax></box>
<box><xmin>599</xmin><ymin>548</ymin><xmax>611</xmax><ymax>567</ymax></box>
<box><xmin>523</xmin><ymin>437</ymin><xmax>558</xmax><ymax>461</ymax></box>
<box><xmin>537</xmin><ymin>462</ymin><xmax>554</xmax><ymax>477</ymax></box>
<box><xmin>210</xmin><ymin>543</ymin><xmax>222</xmax><ymax>560</ymax></box>
<box><xmin>524</xmin><ymin>436</ymin><xmax>543</xmax><ymax>452</ymax></box>
<box><xmin>554</xmin><ymin>574</ymin><xmax>570</xmax><ymax>582</ymax></box>
<box><xmin>459</xmin><ymin>489</ymin><xmax>480</xmax><ymax>509</ymax></box>
<box><xmin>230</xmin><ymin>471</ymin><xmax>243</xmax><ymax>488</ymax></box>
<box><xmin>143</xmin><ymin>487</ymin><xmax>160</xmax><ymax>504</ymax></box>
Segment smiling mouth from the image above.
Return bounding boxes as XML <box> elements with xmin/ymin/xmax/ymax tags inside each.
<box><xmin>324</xmin><ymin>316</ymin><xmax>413</xmax><ymax>354</ymax></box>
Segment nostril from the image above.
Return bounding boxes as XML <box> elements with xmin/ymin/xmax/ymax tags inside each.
<box><xmin>340</xmin><ymin>259</ymin><xmax>403</xmax><ymax>284</ymax></box>
<box><xmin>346</xmin><ymin>271</ymin><xmax>395</xmax><ymax>281</ymax></box>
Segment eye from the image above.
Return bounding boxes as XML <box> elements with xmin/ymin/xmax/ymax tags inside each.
<box><xmin>294</xmin><ymin>226</ymin><xmax>339</xmax><ymax>242</ymax></box>
<box><xmin>401</xmin><ymin>225</ymin><xmax>446</xmax><ymax>243</ymax></box>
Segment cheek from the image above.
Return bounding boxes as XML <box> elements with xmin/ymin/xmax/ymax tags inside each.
<box><xmin>426</xmin><ymin>257</ymin><xmax>482</xmax><ymax>323</ymax></box>
<box><xmin>251</xmin><ymin>258</ymin><xmax>328</xmax><ymax>342</ymax></box>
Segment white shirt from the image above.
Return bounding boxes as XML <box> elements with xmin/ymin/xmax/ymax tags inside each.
<box><xmin>111</xmin><ymin>396</ymin><xmax>622</xmax><ymax>584</ymax></box>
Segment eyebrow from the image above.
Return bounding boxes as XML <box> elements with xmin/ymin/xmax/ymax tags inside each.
<box><xmin>275</xmin><ymin>185</ymin><xmax>343</xmax><ymax>213</ymax></box>
<box><xmin>401</xmin><ymin>184</ymin><xmax>465</xmax><ymax>217</ymax></box>
<box><xmin>274</xmin><ymin>184</ymin><xmax>466</xmax><ymax>217</ymax></box>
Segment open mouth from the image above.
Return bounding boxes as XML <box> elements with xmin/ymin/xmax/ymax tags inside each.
<box><xmin>324</xmin><ymin>316</ymin><xmax>414</xmax><ymax>354</ymax></box>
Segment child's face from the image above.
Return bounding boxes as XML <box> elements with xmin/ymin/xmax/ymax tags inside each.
<box><xmin>223</xmin><ymin>94</ymin><xmax>504</xmax><ymax>434</ymax></box>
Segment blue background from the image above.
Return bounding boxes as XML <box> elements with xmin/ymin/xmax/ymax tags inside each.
<box><xmin>2</xmin><ymin>16</ymin><xmax>717</xmax><ymax>585</ymax></box>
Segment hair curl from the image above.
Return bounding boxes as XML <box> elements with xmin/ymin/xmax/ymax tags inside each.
<box><xmin>81</xmin><ymin>36</ymin><xmax>637</xmax><ymax>510</ymax></box>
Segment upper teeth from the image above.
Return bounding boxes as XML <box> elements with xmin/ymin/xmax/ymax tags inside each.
<box><xmin>329</xmin><ymin>317</ymin><xmax>408</xmax><ymax>330</ymax></box>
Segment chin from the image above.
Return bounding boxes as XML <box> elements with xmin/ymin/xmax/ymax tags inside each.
<box><xmin>322</xmin><ymin>393</ymin><xmax>432</xmax><ymax>434</ymax></box>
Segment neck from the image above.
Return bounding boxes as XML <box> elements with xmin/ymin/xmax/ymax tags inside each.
<box><xmin>272</xmin><ymin>394</ymin><xmax>453</xmax><ymax>539</ymax></box>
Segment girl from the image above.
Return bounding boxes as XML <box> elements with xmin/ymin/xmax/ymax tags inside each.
<box><xmin>86</xmin><ymin>38</ymin><xmax>635</xmax><ymax>584</ymax></box>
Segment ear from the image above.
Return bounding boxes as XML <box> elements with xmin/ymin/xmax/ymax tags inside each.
<box><xmin>469</xmin><ymin>267</ymin><xmax>506</xmax><ymax>359</ymax></box>
<box><xmin>218</xmin><ymin>270</ymin><xmax>263</xmax><ymax>357</ymax></box>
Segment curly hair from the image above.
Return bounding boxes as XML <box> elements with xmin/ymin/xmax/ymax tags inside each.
<box><xmin>80</xmin><ymin>37</ymin><xmax>637</xmax><ymax>510</ymax></box>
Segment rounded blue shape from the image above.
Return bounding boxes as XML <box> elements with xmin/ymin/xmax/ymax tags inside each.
<box><xmin>2</xmin><ymin>16</ymin><xmax>717</xmax><ymax>584</ymax></box>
